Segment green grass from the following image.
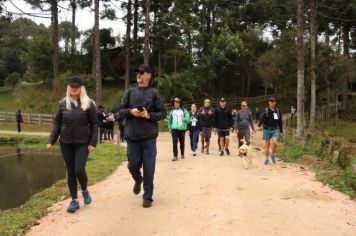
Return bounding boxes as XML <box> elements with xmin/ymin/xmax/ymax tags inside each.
<box><xmin>0</xmin><ymin>135</ymin><xmax>123</xmax><ymax>236</ymax></box>
<box><xmin>0</xmin><ymin>122</ymin><xmax>52</xmax><ymax>133</ymax></box>
<box><xmin>278</xmin><ymin>120</ymin><xmax>356</xmax><ymax>199</ymax></box>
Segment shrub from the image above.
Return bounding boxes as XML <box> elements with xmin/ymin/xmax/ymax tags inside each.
<box><xmin>336</xmin><ymin>148</ymin><xmax>351</xmax><ymax>170</ymax></box>
<box><xmin>5</xmin><ymin>72</ymin><xmax>21</xmax><ymax>87</ymax></box>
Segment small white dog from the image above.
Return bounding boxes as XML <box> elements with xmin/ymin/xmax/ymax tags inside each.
<box><xmin>239</xmin><ymin>139</ymin><xmax>252</xmax><ymax>169</ymax></box>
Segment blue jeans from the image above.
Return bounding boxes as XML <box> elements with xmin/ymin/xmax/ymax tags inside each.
<box><xmin>189</xmin><ymin>130</ymin><xmax>199</xmax><ymax>152</ymax></box>
<box><xmin>126</xmin><ymin>138</ymin><xmax>157</xmax><ymax>201</ymax></box>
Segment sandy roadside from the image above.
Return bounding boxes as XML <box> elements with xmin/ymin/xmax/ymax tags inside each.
<box><xmin>27</xmin><ymin>131</ymin><xmax>356</xmax><ymax>236</ymax></box>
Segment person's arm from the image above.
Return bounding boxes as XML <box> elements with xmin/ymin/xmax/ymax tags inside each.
<box><xmin>228</xmin><ymin>109</ymin><xmax>234</xmax><ymax>129</ymax></box>
<box><xmin>48</xmin><ymin>105</ymin><xmax>62</xmax><ymax>145</ymax></box>
<box><xmin>278</xmin><ymin>111</ymin><xmax>283</xmax><ymax>133</ymax></box>
<box><xmin>184</xmin><ymin>109</ymin><xmax>190</xmax><ymax>124</ymax></box>
<box><xmin>167</xmin><ymin>111</ymin><xmax>172</xmax><ymax>129</ymax></box>
<box><xmin>148</xmin><ymin>90</ymin><xmax>166</xmax><ymax>121</ymax></box>
<box><xmin>249</xmin><ymin>111</ymin><xmax>256</xmax><ymax>132</ymax></box>
<box><xmin>257</xmin><ymin>110</ymin><xmax>266</xmax><ymax>128</ymax></box>
<box><xmin>119</xmin><ymin>89</ymin><xmax>132</xmax><ymax>118</ymax></box>
<box><xmin>88</xmin><ymin>102</ymin><xmax>99</xmax><ymax>147</ymax></box>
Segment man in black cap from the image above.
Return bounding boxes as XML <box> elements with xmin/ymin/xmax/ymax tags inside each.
<box><xmin>119</xmin><ymin>64</ymin><xmax>166</xmax><ymax>208</ymax></box>
<box><xmin>213</xmin><ymin>98</ymin><xmax>234</xmax><ymax>156</ymax></box>
<box><xmin>258</xmin><ymin>97</ymin><xmax>283</xmax><ymax>165</ymax></box>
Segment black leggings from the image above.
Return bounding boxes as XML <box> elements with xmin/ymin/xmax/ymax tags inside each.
<box><xmin>171</xmin><ymin>129</ymin><xmax>185</xmax><ymax>157</ymax></box>
<box><xmin>60</xmin><ymin>143</ymin><xmax>89</xmax><ymax>199</ymax></box>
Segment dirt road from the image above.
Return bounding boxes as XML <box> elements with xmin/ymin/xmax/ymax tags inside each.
<box><xmin>28</xmin><ymin>131</ymin><xmax>356</xmax><ymax>236</ymax></box>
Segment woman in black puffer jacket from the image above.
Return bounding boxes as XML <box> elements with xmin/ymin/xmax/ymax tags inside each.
<box><xmin>47</xmin><ymin>76</ymin><xmax>98</xmax><ymax>213</ymax></box>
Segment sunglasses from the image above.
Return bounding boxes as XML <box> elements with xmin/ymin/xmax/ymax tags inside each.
<box><xmin>136</xmin><ymin>71</ymin><xmax>145</xmax><ymax>75</ymax></box>
<box><xmin>241</xmin><ymin>105</ymin><xmax>246</xmax><ymax>107</ymax></box>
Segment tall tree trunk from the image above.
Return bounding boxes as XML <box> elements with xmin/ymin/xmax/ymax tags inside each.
<box><xmin>71</xmin><ymin>0</ymin><xmax>76</xmax><ymax>55</ymax></box>
<box><xmin>296</xmin><ymin>0</ymin><xmax>305</xmax><ymax>138</ymax></box>
<box><xmin>51</xmin><ymin>0</ymin><xmax>59</xmax><ymax>81</ymax></box>
<box><xmin>94</xmin><ymin>0</ymin><xmax>102</xmax><ymax>104</ymax></box>
<box><xmin>309</xmin><ymin>0</ymin><xmax>316</xmax><ymax>131</ymax></box>
<box><xmin>133</xmin><ymin>0</ymin><xmax>139</xmax><ymax>60</ymax></box>
<box><xmin>144</xmin><ymin>0</ymin><xmax>150</xmax><ymax>64</ymax></box>
<box><xmin>342</xmin><ymin>22</ymin><xmax>350</xmax><ymax>111</ymax></box>
<box><xmin>125</xmin><ymin>0</ymin><xmax>132</xmax><ymax>91</ymax></box>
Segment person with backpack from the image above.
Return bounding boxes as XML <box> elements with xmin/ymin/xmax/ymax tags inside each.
<box><xmin>168</xmin><ymin>98</ymin><xmax>190</xmax><ymax>161</ymax></box>
<box><xmin>197</xmin><ymin>99</ymin><xmax>214</xmax><ymax>155</ymax></box>
<box><xmin>213</xmin><ymin>98</ymin><xmax>234</xmax><ymax>156</ymax></box>
<box><xmin>235</xmin><ymin>101</ymin><xmax>256</xmax><ymax>148</ymax></box>
<box><xmin>106</xmin><ymin>108</ymin><xmax>115</xmax><ymax>142</ymax></box>
<box><xmin>188</xmin><ymin>103</ymin><xmax>201</xmax><ymax>156</ymax></box>
<box><xmin>258</xmin><ymin>97</ymin><xmax>283</xmax><ymax>165</ymax></box>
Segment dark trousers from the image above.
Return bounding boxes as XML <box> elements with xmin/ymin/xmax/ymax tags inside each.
<box><xmin>17</xmin><ymin>123</ymin><xmax>21</xmax><ymax>132</ymax></box>
<box><xmin>171</xmin><ymin>129</ymin><xmax>185</xmax><ymax>157</ymax></box>
<box><xmin>189</xmin><ymin>130</ymin><xmax>199</xmax><ymax>152</ymax></box>
<box><xmin>237</xmin><ymin>129</ymin><xmax>251</xmax><ymax>147</ymax></box>
<box><xmin>127</xmin><ymin>138</ymin><xmax>157</xmax><ymax>201</ymax></box>
<box><xmin>60</xmin><ymin>143</ymin><xmax>89</xmax><ymax>199</ymax></box>
<box><xmin>119</xmin><ymin>125</ymin><xmax>125</xmax><ymax>142</ymax></box>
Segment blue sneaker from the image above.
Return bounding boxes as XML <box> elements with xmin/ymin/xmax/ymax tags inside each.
<box><xmin>67</xmin><ymin>199</ymin><xmax>79</xmax><ymax>213</ymax></box>
<box><xmin>264</xmin><ymin>159</ymin><xmax>270</xmax><ymax>165</ymax></box>
<box><xmin>271</xmin><ymin>156</ymin><xmax>277</xmax><ymax>164</ymax></box>
<box><xmin>82</xmin><ymin>190</ymin><xmax>92</xmax><ymax>205</ymax></box>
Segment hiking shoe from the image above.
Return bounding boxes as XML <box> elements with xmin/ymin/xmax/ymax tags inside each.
<box><xmin>271</xmin><ymin>156</ymin><xmax>277</xmax><ymax>164</ymax></box>
<box><xmin>201</xmin><ymin>147</ymin><xmax>204</xmax><ymax>153</ymax></box>
<box><xmin>225</xmin><ymin>148</ymin><xmax>230</xmax><ymax>155</ymax></box>
<box><xmin>220</xmin><ymin>151</ymin><xmax>224</xmax><ymax>156</ymax></box>
<box><xmin>205</xmin><ymin>149</ymin><xmax>209</xmax><ymax>155</ymax></box>
<box><xmin>67</xmin><ymin>200</ymin><xmax>79</xmax><ymax>213</ymax></box>
<box><xmin>172</xmin><ymin>156</ymin><xmax>178</xmax><ymax>161</ymax></box>
<box><xmin>143</xmin><ymin>199</ymin><xmax>152</xmax><ymax>208</ymax></box>
<box><xmin>133</xmin><ymin>179</ymin><xmax>142</xmax><ymax>195</ymax></box>
<box><xmin>264</xmin><ymin>159</ymin><xmax>270</xmax><ymax>165</ymax></box>
<box><xmin>82</xmin><ymin>190</ymin><xmax>92</xmax><ymax>205</ymax></box>
<box><xmin>181</xmin><ymin>155</ymin><xmax>185</xmax><ymax>159</ymax></box>
<box><xmin>193</xmin><ymin>151</ymin><xmax>196</xmax><ymax>156</ymax></box>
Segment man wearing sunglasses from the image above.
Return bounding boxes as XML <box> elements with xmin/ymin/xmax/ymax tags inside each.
<box><xmin>119</xmin><ymin>64</ymin><xmax>166</xmax><ymax>208</ymax></box>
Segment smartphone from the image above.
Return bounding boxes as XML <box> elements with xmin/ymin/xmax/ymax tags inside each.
<box><xmin>136</xmin><ymin>106</ymin><xmax>144</xmax><ymax>112</ymax></box>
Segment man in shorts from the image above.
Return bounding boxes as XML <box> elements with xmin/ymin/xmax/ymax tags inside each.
<box><xmin>197</xmin><ymin>99</ymin><xmax>214</xmax><ymax>155</ymax></box>
<box><xmin>213</xmin><ymin>98</ymin><xmax>234</xmax><ymax>156</ymax></box>
<box><xmin>258</xmin><ymin>97</ymin><xmax>283</xmax><ymax>165</ymax></box>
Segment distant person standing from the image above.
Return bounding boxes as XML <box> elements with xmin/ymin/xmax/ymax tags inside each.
<box><xmin>106</xmin><ymin>108</ymin><xmax>115</xmax><ymax>142</ymax></box>
<box><xmin>188</xmin><ymin>103</ymin><xmax>200</xmax><ymax>156</ymax></box>
<box><xmin>235</xmin><ymin>101</ymin><xmax>256</xmax><ymax>148</ymax></box>
<box><xmin>258</xmin><ymin>97</ymin><xmax>283</xmax><ymax>165</ymax></box>
<box><xmin>197</xmin><ymin>99</ymin><xmax>214</xmax><ymax>155</ymax></box>
<box><xmin>16</xmin><ymin>109</ymin><xmax>23</xmax><ymax>133</ymax></box>
<box><xmin>47</xmin><ymin>76</ymin><xmax>98</xmax><ymax>213</ymax></box>
<box><xmin>119</xmin><ymin>64</ymin><xmax>166</xmax><ymax>208</ymax></box>
<box><xmin>168</xmin><ymin>98</ymin><xmax>190</xmax><ymax>161</ymax></box>
<box><xmin>96</xmin><ymin>105</ymin><xmax>106</xmax><ymax>143</ymax></box>
<box><xmin>213</xmin><ymin>98</ymin><xmax>234</xmax><ymax>156</ymax></box>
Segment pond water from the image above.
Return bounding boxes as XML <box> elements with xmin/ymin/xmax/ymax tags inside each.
<box><xmin>0</xmin><ymin>147</ymin><xmax>65</xmax><ymax>210</ymax></box>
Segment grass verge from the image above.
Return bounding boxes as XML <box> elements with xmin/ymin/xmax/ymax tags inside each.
<box><xmin>0</xmin><ymin>134</ymin><xmax>123</xmax><ymax>236</ymax></box>
<box><xmin>0</xmin><ymin>122</ymin><xmax>52</xmax><ymax>133</ymax></box>
<box><xmin>278</xmin><ymin>122</ymin><xmax>356</xmax><ymax>199</ymax></box>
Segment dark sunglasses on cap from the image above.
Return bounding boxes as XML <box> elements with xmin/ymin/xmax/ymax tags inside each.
<box><xmin>136</xmin><ymin>71</ymin><xmax>145</xmax><ymax>75</ymax></box>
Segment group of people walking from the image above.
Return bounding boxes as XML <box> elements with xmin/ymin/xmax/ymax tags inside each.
<box><xmin>47</xmin><ymin>64</ymin><xmax>283</xmax><ymax>212</ymax></box>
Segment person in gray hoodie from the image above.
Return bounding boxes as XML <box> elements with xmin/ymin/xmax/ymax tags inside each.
<box><xmin>235</xmin><ymin>101</ymin><xmax>256</xmax><ymax>148</ymax></box>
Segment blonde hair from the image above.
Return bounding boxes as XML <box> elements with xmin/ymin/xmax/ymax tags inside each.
<box><xmin>65</xmin><ymin>85</ymin><xmax>95</xmax><ymax>111</ymax></box>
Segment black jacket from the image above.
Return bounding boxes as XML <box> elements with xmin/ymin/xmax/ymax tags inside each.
<box><xmin>213</xmin><ymin>106</ymin><xmax>234</xmax><ymax>130</ymax></box>
<box><xmin>119</xmin><ymin>86</ymin><xmax>166</xmax><ymax>140</ymax></box>
<box><xmin>48</xmin><ymin>99</ymin><xmax>98</xmax><ymax>146</ymax></box>
<box><xmin>187</xmin><ymin>111</ymin><xmax>201</xmax><ymax>132</ymax></box>
<box><xmin>258</xmin><ymin>107</ymin><xmax>283</xmax><ymax>133</ymax></box>
<box><xmin>197</xmin><ymin>106</ymin><xmax>214</xmax><ymax>128</ymax></box>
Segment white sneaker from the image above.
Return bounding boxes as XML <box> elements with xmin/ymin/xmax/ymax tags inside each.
<box><xmin>193</xmin><ymin>151</ymin><xmax>196</xmax><ymax>156</ymax></box>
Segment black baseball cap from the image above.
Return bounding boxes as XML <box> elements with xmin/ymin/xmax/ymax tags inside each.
<box><xmin>220</xmin><ymin>98</ymin><xmax>226</xmax><ymax>102</ymax></box>
<box><xmin>269</xmin><ymin>97</ymin><xmax>276</xmax><ymax>102</ymax></box>
<box><xmin>134</xmin><ymin>64</ymin><xmax>153</xmax><ymax>74</ymax></box>
<box><xmin>68</xmin><ymin>76</ymin><xmax>83</xmax><ymax>86</ymax></box>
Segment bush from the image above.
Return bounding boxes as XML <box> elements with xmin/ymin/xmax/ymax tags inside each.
<box><xmin>5</xmin><ymin>72</ymin><xmax>21</xmax><ymax>87</ymax></box>
<box><xmin>336</xmin><ymin>148</ymin><xmax>351</xmax><ymax>170</ymax></box>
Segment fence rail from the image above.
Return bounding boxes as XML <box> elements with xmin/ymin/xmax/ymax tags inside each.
<box><xmin>0</xmin><ymin>94</ymin><xmax>283</xmax><ymax>126</ymax></box>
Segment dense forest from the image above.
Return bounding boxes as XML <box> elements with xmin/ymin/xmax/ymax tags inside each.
<box><xmin>0</xmin><ymin>0</ymin><xmax>355</xmax><ymax>134</ymax></box>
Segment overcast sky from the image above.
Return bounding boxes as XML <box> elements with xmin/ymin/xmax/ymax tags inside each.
<box><xmin>2</xmin><ymin>0</ymin><xmax>126</xmax><ymax>36</ymax></box>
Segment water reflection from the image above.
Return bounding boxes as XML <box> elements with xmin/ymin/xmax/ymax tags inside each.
<box><xmin>0</xmin><ymin>147</ymin><xmax>65</xmax><ymax>210</ymax></box>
